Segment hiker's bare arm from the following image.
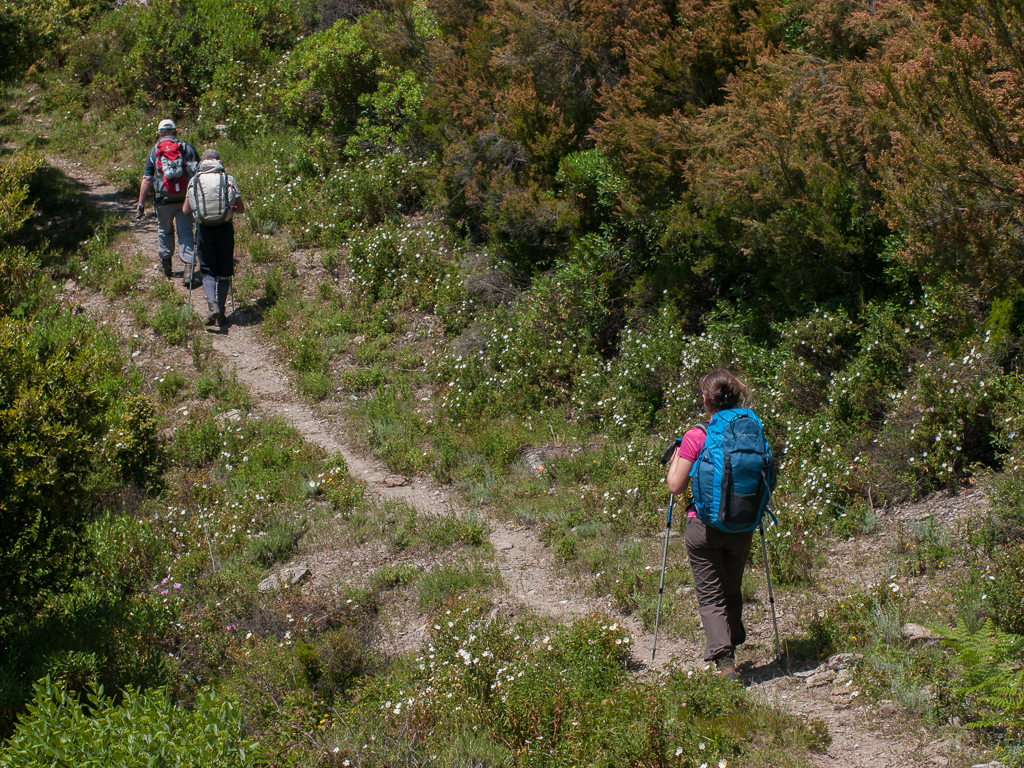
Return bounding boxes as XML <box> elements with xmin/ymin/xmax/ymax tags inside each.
<box><xmin>182</xmin><ymin>196</ymin><xmax>193</xmax><ymax>215</ymax></box>
<box><xmin>234</xmin><ymin>196</ymin><xmax>245</xmax><ymax>214</ymax></box>
<box><xmin>137</xmin><ymin>177</ymin><xmax>153</xmax><ymax>208</ymax></box>
<box><xmin>666</xmin><ymin>451</ymin><xmax>693</xmax><ymax>495</ymax></box>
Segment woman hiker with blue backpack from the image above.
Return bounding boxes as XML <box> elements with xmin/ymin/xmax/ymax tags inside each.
<box><xmin>664</xmin><ymin>369</ymin><xmax>777</xmax><ymax>681</ymax></box>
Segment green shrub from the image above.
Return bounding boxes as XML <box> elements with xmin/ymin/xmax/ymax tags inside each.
<box><xmin>0</xmin><ymin>155</ymin><xmax>52</xmax><ymax>319</ymax></box>
<box><xmin>155</xmin><ymin>368</ymin><xmax>189</xmax><ymax>403</ymax></box>
<box><xmin>245</xmin><ymin>519</ymin><xmax>306</xmax><ymax>568</ymax></box>
<box><xmin>988</xmin><ymin>544</ymin><xmax>1024</xmax><ymax>635</ymax></box>
<box><xmin>555</xmin><ymin>534</ymin><xmax>579</xmax><ymax>562</ymax></box>
<box><xmin>148</xmin><ymin>298</ymin><xmax>197</xmax><ymax>346</ymax></box>
<box><xmin>347</xmin><ymin>219</ymin><xmax>463</xmax><ymax>311</ymax></box>
<box><xmin>937</xmin><ymin>619</ymin><xmax>1024</xmax><ymax>754</ymax></box>
<box><xmin>341</xmin><ymin>365</ymin><xmax>386</xmax><ymax>391</ymax></box>
<box><xmin>0</xmin><ymin>680</ymin><xmax>259</xmax><ymax>766</ymax></box>
<box><xmin>298</xmin><ymin>628</ymin><xmax>368</xmax><ymax>703</ymax></box>
<box><xmin>806</xmin><ymin>582</ymin><xmax>904</xmax><ymax>657</ymax></box>
<box><xmin>0</xmin><ymin>314</ymin><xmax>143</xmax><ymax>626</ymax></box>
<box><xmin>297</xmin><ymin>371</ymin><xmax>332</xmax><ymax>401</ymax></box>
<box><xmin>98</xmin><ymin>393</ymin><xmax>165</xmax><ymax>491</ymax></box>
<box><xmin>370</xmin><ymin>563</ymin><xmax>419</xmax><ymax>590</ymax></box>
<box><xmin>0</xmin><ymin>153</ymin><xmax>41</xmax><ymax>241</ymax></box>
<box><xmin>424</xmin><ymin>512</ymin><xmax>488</xmax><ymax>548</ymax></box>
<box><xmin>0</xmin><ymin>246</ymin><xmax>50</xmax><ymax>319</ymax></box>
<box><xmin>265</xmin><ymin>267</ymin><xmax>286</xmax><ymax>306</ymax></box>
<box><xmin>248</xmin><ymin>238</ymin><xmax>276</xmax><ymax>265</ymax></box>
<box><xmin>79</xmin><ymin>226</ymin><xmax>139</xmax><ymax>297</ymax></box>
<box><xmin>317</xmin><ymin>464</ymin><xmax>365</xmax><ymax>514</ymax></box>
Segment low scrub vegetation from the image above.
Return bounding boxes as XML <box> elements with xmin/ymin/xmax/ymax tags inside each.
<box><xmin>4</xmin><ymin>0</ymin><xmax>1024</xmax><ymax>763</ymax></box>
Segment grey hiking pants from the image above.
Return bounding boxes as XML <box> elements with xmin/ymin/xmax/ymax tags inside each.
<box><xmin>156</xmin><ymin>201</ymin><xmax>195</xmax><ymax>265</ymax></box>
<box><xmin>685</xmin><ymin>516</ymin><xmax>753</xmax><ymax>662</ymax></box>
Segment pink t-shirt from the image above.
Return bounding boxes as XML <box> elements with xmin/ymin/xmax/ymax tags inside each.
<box><xmin>678</xmin><ymin>424</ymin><xmax>707</xmax><ymax>518</ymax></box>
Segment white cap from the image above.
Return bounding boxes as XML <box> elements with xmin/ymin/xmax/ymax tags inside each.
<box><xmin>158</xmin><ymin>119</ymin><xmax>176</xmax><ymax>131</ymax></box>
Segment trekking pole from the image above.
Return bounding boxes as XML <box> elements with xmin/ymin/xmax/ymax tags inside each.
<box><xmin>181</xmin><ymin>254</ymin><xmax>196</xmax><ymax>322</ymax></box>
<box><xmin>759</xmin><ymin>522</ymin><xmax>782</xmax><ymax>666</ymax></box>
<box><xmin>652</xmin><ymin>491</ymin><xmax>676</xmax><ymax>663</ymax></box>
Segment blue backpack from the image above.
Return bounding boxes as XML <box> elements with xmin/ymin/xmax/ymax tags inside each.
<box><xmin>689</xmin><ymin>408</ymin><xmax>777</xmax><ymax>533</ymax></box>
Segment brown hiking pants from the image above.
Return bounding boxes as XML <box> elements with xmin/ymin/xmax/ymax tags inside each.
<box><xmin>684</xmin><ymin>516</ymin><xmax>754</xmax><ymax>662</ymax></box>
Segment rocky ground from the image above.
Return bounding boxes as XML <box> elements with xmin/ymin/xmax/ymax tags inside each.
<box><xmin>51</xmin><ymin>154</ymin><xmax>1001</xmax><ymax>768</ymax></box>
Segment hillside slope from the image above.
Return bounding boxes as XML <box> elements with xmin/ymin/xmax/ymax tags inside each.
<box><xmin>49</xmin><ymin>154</ymin><xmax>993</xmax><ymax>768</ymax></box>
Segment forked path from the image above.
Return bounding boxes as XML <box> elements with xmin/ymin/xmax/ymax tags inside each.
<box><xmin>53</xmin><ymin>156</ymin><xmax>950</xmax><ymax>768</ymax></box>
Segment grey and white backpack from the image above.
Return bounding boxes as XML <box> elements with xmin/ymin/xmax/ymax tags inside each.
<box><xmin>186</xmin><ymin>162</ymin><xmax>238</xmax><ymax>225</ymax></box>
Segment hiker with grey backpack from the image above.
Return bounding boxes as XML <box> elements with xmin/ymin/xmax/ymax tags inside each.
<box><xmin>135</xmin><ymin>119</ymin><xmax>200</xmax><ymax>285</ymax></box>
<box><xmin>661</xmin><ymin>369</ymin><xmax>778</xmax><ymax>681</ymax></box>
<box><xmin>182</xmin><ymin>149</ymin><xmax>245</xmax><ymax>328</ymax></box>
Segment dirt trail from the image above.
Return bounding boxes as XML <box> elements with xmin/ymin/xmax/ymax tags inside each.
<box><xmin>52</xmin><ymin>156</ymin><xmax>964</xmax><ymax>768</ymax></box>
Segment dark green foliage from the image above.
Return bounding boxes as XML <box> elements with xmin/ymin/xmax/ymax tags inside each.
<box><xmin>937</xmin><ymin>619</ymin><xmax>1024</xmax><ymax>749</ymax></box>
<box><xmin>0</xmin><ymin>247</ymin><xmax>50</xmax><ymax>319</ymax></box>
<box><xmin>21</xmin><ymin>164</ymin><xmax>108</xmax><ymax>264</ymax></box>
<box><xmin>0</xmin><ymin>512</ymin><xmax>171</xmax><ymax>735</ymax></box>
<box><xmin>63</xmin><ymin>0</ymin><xmax>314</xmax><ymax>110</ymax></box>
<box><xmin>0</xmin><ymin>314</ymin><xmax>160</xmax><ymax>628</ymax></box>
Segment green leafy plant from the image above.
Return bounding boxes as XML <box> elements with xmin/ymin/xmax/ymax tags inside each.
<box><xmin>0</xmin><ymin>679</ymin><xmax>260</xmax><ymax>766</ymax></box>
<box><xmin>0</xmin><ymin>314</ymin><xmax>144</xmax><ymax>628</ymax></box>
<box><xmin>938</xmin><ymin>619</ymin><xmax>1024</xmax><ymax>754</ymax></box>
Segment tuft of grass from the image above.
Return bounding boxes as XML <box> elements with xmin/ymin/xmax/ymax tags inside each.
<box><xmin>416</xmin><ymin>563</ymin><xmax>497</xmax><ymax>611</ymax></box>
<box><xmin>194</xmin><ymin>364</ymin><xmax>254</xmax><ymax>410</ymax></box>
<box><xmin>297</xmin><ymin>371</ymin><xmax>332</xmax><ymax>401</ymax></box>
<box><xmin>246</xmin><ymin>518</ymin><xmax>307</xmax><ymax>568</ymax></box>
<box><xmin>424</xmin><ymin>511</ymin><xmax>489</xmax><ymax>548</ymax></box>
<box><xmin>369</xmin><ymin>563</ymin><xmax>419</xmax><ymax>591</ymax></box>
<box><xmin>340</xmin><ymin>366</ymin><xmax>385</xmax><ymax>391</ymax></box>
<box><xmin>155</xmin><ymin>369</ymin><xmax>189</xmax><ymax>403</ymax></box>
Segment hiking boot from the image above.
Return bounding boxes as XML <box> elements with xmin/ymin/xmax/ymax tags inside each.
<box><xmin>205</xmin><ymin>302</ymin><xmax>220</xmax><ymax>326</ymax></box>
<box><xmin>182</xmin><ymin>272</ymin><xmax>194</xmax><ymax>288</ymax></box>
<box><xmin>161</xmin><ymin>258</ymin><xmax>173</xmax><ymax>277</ymax></box>
<box><xmin>716</xmin><ymin>657</ymin><xmax>740</xmax><ymax>682</ymax></box>
<box><xmin>217</xmin><ymin>311</ymin><xmax>228</xmax><ymax>328</ymax></box>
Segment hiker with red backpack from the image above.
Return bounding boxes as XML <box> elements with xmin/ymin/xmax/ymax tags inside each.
<box><xmin>182</xmin><ymin>149</ymin><xmax>245</xmax><ymax>328</ymax></box>
<box><xmin>664</xmin><ymin>369</ymin><xmax>777</xmax><ymax>681</ymax></box>
<box><xmin>135</xmin><ymin>119</ymin><xmax>200</xmax><ymax>286</ymax></box>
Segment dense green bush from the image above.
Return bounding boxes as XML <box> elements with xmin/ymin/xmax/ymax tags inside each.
<box><xmin>0</xmin><ymin>314</ymin><xmax>161</xmax><ymax>628</ymax></box>
<box><xmin>0</xmin><ymin>679</ymin><xmax>259</xmax><ymax>766</ymax></box>
<box><xmin>348</xmin><ymin>219</ymin><xmax>463</xmax><ymax>311</ymax></box>
<box><xmin>0</xmin><ymin>511</ymin><xmax>173</xmax><ymax>734</ymax></box>
<box><xmin>62</xmin><ymin>0</ymin><xmax>313</xmax><ymax>110</ymax></box>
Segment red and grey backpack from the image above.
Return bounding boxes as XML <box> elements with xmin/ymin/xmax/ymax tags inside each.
<box><xmin>155</xmin><ymin>138</ymin><xmax>188</xmax><ymax>200</ymax></box>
